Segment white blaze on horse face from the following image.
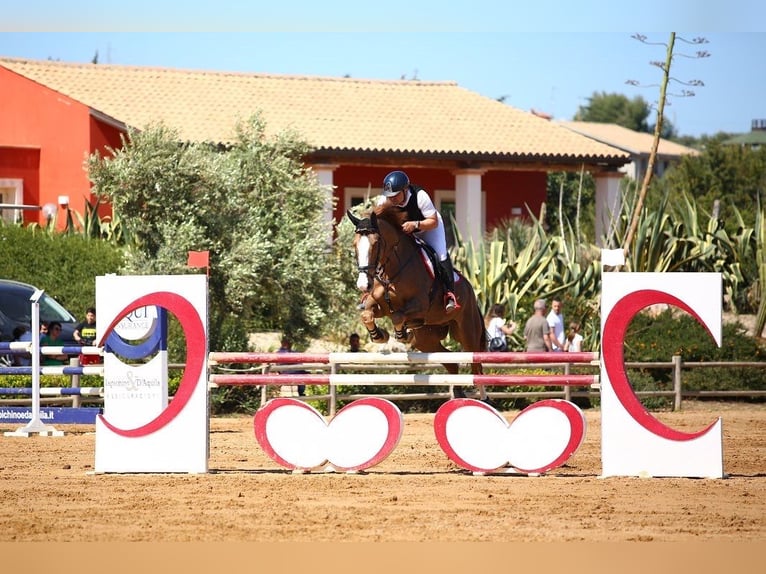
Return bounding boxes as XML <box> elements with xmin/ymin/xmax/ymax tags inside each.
<box><xmin>356</xmin><ymin>235</ymin><xmax>371</xmax><ymax>291</ymax></box>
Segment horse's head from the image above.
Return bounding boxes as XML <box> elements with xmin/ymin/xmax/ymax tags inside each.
<box><xmin>347</xmin><ymin>209</ymin><xmax>382</xmax><ymax>293</ymax></box>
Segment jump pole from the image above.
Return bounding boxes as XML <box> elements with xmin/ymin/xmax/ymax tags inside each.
<box><xmin>209</xmin><ymin>373</ymin><xmax>598</xmax><ymax>387</ymax></box>
<box><xmin>208</xmin><ymin>351</ymin><xmax>599</xmax><ymax>366</ymax></box>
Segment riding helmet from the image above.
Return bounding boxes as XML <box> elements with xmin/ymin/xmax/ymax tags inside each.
<box><xmin>382</xmin><ymin>170</ymin><xmax>410</xmax><ymax>197</ymax></box>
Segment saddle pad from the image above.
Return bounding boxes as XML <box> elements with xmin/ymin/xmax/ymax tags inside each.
<box><xmin>417</xmin><ymin>248</ymin><xmax>459</xmax><ymax>282</ymax></box>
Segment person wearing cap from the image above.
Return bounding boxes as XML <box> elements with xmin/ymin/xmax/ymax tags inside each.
<box><xmin>524</xmin><ymin>299</ymin><xmax>553</xmax><ymax>352</ymax></box>
<box><xmin>377</xmin><ymin>170</ymin><xmax>461</xmax><ymax>312</ymax></box>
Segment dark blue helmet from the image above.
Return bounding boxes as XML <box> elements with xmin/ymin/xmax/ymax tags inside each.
<box><xmin>382</xmin><ymin>170</ymin><xmax>410</xmax><ymax>197</ymax></box>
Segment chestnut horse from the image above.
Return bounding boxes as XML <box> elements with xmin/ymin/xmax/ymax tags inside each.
<box><xmin>347</xmin><ymin>205</ymin><xmax>487</xmax><ymax>400</ymax></box>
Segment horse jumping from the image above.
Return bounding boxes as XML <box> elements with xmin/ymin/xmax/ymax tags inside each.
<box><xmin>347</xmin><ymin>205</ymin><xmax>487</xmax><ymax>400</ymax></box>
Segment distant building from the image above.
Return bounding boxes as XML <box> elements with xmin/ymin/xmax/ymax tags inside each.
<box><xmin>723</xmin><ymin>119</ymin><xmax>766</xmax><ymax>150</ymax></box>
<box><xmin>558</xmin><ymin>121</ymin><xmax>699</xmax><ymax>181</ymax></box>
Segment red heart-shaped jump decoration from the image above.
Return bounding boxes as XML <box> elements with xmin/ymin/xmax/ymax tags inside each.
<box><xmin>254</xmin><ymin>397</ymin><xmax>403</xmax><ymax>472</ymax></box>
<box><xmin>434</xmin><ymin>398</ymin><xmax>586</xmax><ymax>474</ymax></box>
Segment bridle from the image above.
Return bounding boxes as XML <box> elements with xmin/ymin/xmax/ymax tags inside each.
<box><xmin>354</xmin><ymin>219</ymin><xmax>384</xmax><ymax>292</ymax></box>
<box><xmin>355</xmin><ymin>216</ymin><xmax>420</xmax><ymax>293</ymax></box>
<box><xmin>348</xmin><ymin>209</ymin><xmax>419</xmax><ymax>297</ymax></box>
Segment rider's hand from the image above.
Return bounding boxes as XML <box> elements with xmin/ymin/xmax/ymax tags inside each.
<box><xmin>403</xmin><ymin>221</ymin><xmax>419</xmax><ymax>234</ymax></box>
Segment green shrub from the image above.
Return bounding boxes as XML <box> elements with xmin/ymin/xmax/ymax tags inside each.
<box><xmin>624</xmin><ymin>309</ymin><xmax>766</xmax><ymax>397</ymax></box>
<box><xmin>0</xmin><ymin>223</ymin><xmax>125</xmax><ymax>317</ymax></box>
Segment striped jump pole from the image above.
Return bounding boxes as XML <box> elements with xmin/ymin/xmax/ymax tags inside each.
<box><xmin>0</xmin><ymin>342</ymin><xmax>103</xmax><ymax>357</ymax></box>
<box><xmin>0</xmin><ymin>387</ymin><xmax>104</xmax><ymax>396</ymax></box>
<box><xmin>208</xmin><ymin>351</ymin><xmax>599</xmax><ymax>366</ymax></box>
<box><xmin>209</xmin><ymin>373</ymin><xmax>599</xmax><ymax>387</ymax></box>
<box><xmin>0</xmin><ymin>366</ymin><xmax>105</xmax><ymax>376</ymax></box>
<box><xmin>208</xmin><ymin>350</ymin><xmax>600</xmax><ymax>414</ymax></box>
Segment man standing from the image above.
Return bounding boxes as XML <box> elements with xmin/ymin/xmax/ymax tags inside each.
<box><xmin>74</xmin><ymin>307</ymin><xmax>99</xmax><ymax>365</ymax></box>
<box><xmin>524</xmin><ymin>299</ymin><xmax>553</xmax><ymax>352</ymax></box>
<box><xmin>547</xmin><ymin>298</ymin><xmax>565</xmax><ymax>352</ymax></box>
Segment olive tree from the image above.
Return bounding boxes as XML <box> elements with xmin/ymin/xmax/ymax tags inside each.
<box><xmin>87</xmin><ymin>115</ymin><xmax>356</xmax><ymax>349</ymax></box>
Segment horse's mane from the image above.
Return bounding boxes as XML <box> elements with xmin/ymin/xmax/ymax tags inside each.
<box><xmin>373</xmin><ymin>201</ymin><xmax>408</xmax><ymax>230</ymax></box>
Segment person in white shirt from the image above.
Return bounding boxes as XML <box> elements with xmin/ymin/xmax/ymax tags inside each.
<box><xmin>546</xmin><ymin>298</ymin><xmax>565</xmax><ymax>351</ymax></box>
<box><xmin>485</xmin><ymin>304</ymin><xmax>516</xmax><ymax>351</ymax></box>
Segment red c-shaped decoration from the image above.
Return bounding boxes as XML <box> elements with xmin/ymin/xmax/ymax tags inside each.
<box><xmin>603</xmin><ymin>289</ymin><xmax>718</xmax><ymax>441</ymax></box>
<box><xmin>96</xmin><ymin>291</ymin><xmax>206</xmax><ymax>437</ymax></box>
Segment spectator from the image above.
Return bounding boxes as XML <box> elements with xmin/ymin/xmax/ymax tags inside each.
<box><xmin>74</xmin><ymin>306</ymin><xmax>100</xmax><ymax>365</ymax></box>
<box><xmin>39</xmin><ymin>321</ymin><xmax>68</xmax><ymax>365</ymax></box>
<box><xmin>348</xmin><ymin>332</ymin><xmax>362</xmax><ymax>352</ymax></box>
<box><xmin>547</xmin><ymin>298</ymin><xmax>565</xmax><ymax>352</ymax></box>
<box><xmin>564</xmin><ymin>322</ymin><xmax>584</xmax><ymax>352</ymax></box>
<box><xmin>485</xmin><ymin>304</ymin><xmax>516</xmax><ymax>352</ymax></box>
<box><xmin>12</xmin><ymin>325</ymin><xmax>30</xmax><ymax>366</ymax></box>
<box><xmin>277</xmin><ymin>336</ymin><xmax>306</xmax><ymax>397</ymax></box>
<box><xmin>524</xmin><ymin>299</ymin><xmax>553</xmax><ymax>352</ymax></box>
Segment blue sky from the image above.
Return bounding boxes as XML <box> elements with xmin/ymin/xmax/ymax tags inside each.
<box><xmin>2</xmin><ymin>1</ymin><xmax>764</xmax><ymax>138</ymax></box>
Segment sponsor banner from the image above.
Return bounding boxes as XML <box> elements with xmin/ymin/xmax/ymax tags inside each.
<box><xmin>0</xmin><ymin>406</ymin><xmax>101</xmax><ymax>424</ymax></box>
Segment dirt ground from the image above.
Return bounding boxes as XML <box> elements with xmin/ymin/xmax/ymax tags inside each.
<box><xmin>0</xmin><ymin>401</ymin><xmax>764</xmax><ymax>543</ymax></box>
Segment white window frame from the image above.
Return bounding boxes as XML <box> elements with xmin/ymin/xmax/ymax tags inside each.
<box><xmin>434</xmin><ymin>188</ymin><xmax>486</xmax><ymax>243</ymax></box>
<box><xmin>344</xmin><ymin>186</ymin><xmax>376</xmax><ymax>212</ymax></box>
<box><xmin>0</xmin><ymin>179</ymin><xmax>24</xmax><ymax>224</ymax></box>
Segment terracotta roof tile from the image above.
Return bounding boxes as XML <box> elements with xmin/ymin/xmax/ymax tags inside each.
<box><xmin>3</xmin><ymin>57</ymin><xmax>629</xmax><ymax>162</ymax></box>
<box><xmin>558</xmin><ymin>121</ymin><xmax>699</xmax><ymax>157</ymax></box>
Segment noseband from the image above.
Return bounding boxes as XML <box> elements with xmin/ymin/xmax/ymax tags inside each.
<box><xmin>355</xmin><ymin>219</ymin><xmax>383</xmax><ymax>287</ymax></box>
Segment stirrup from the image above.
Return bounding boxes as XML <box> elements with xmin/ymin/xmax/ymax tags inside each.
<box><xmin>445</xmin><ymin>292</ymin><xmax>461</xmax><ymax>312</ymax></box>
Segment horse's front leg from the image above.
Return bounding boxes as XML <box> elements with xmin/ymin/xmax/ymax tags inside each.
<box><xmin>361</xmin><ymin>295</ymin><xmax>389</xmax><ymax>343</ymax></box>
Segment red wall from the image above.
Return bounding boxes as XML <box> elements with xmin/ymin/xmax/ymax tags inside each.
<box><xmin>330</xmin><ymin>165</ymin><xmax>547</xmax><ymax>230</ymax></box>
<box><xmin>88</xmin><ymin>115</ymin><xmax>124</xmax><ymax>220</ymax></box>
<box><xmin>482</xmin><ymin>170</ymin><xmax>548</xmax><ymax>230</ymax></box>
<box><xmin>0</xmin><ymin>68</ymin><xmax>124</xmax><ymax>228</ymax></box>
<box><xmin>0</xmin><ymin>147</ymin><xmax>41</xmax><ymax>214</ymax></box>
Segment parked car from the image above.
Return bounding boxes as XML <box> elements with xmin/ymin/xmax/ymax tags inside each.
<box><xmin>0</xmin><ymin>279</ymin><xmax>79</xmax><ymax>346</ymax></box>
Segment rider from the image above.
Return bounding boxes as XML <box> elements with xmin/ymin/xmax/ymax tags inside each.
<box><xmin>377</xmin><ymin>170</ymin><xmax>461</xmax><ymax>312</ymax></box>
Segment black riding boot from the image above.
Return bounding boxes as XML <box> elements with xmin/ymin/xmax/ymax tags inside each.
<box><xmin>439</xmin><ymin>258</ymin><xmax>461</xmax><ymax>312</ymax></box>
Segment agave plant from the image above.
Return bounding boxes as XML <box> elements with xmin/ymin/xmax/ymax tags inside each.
<box><xmin>753</xmin><ymin>206</ymin><xmax>766</xmax><ymax>336</ymax></box>
<box><xmin>72</xmin><ymin>196</ymin><xmax>133</xmax><ymax>246</ymax></box>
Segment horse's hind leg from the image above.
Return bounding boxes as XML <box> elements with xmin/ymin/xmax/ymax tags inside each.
<box><xmin>471</xmin><ymin>362</ymin><xmax>488</xmax><ymax>401</ymax></box>
<box><xmin>442</xmin><ymin>362</ymin><xmax>466</xmax><ymax>399</ymax></box>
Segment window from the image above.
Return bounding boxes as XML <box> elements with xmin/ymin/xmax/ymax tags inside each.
<box><xmin>434</xmin><ymin>189</ymin><xmax>459</xmax><ymax>248</ymax></box>
<box><xmin>344</xmin><ymin>187</ymin><xmax>375</xmax><ymax>213</ymax></box>
<box><xmin>0</xmin><ymin>179</ymin><xmax>24</xmax><ymax>224</ymax></box>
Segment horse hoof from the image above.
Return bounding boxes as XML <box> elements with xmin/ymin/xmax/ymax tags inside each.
<box><xmin>452</xmin><ymin>386</ymin><xmax>467</xmax><ymax>399</ymax></box>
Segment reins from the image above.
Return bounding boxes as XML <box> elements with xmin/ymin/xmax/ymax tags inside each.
<box><xmin>356</xmin><ymin>218</ymin><xmax>423</xmax><ymax>314</ymax></box>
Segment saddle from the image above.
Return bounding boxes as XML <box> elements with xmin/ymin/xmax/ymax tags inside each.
<box><xmin>412</xmin><ymin>236</ymin><xmax>457</xmax><ymax>285</ymax></box>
